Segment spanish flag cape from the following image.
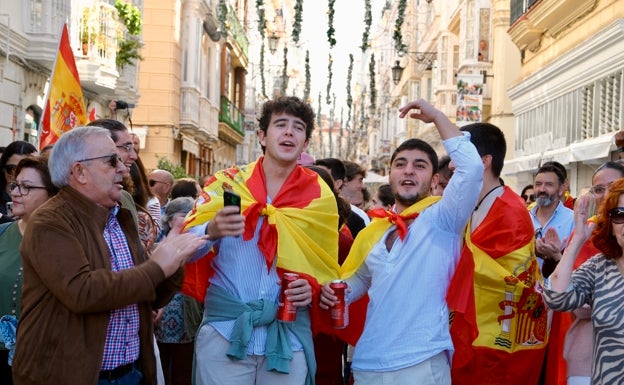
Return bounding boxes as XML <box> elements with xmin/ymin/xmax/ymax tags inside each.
<box><xmin>327</xmin><ymin>196</ymin><xmax>441</xmax><ymax>345</ymax></box>
<box><xmin>181</xmin><ymin>157</ymin><xmax>340</xmax><ymax>307</ymax></box>
<box><xmin>448</xmin><ymin>186</ymin><xmax>547</xmax><ymax>385</ymax></box>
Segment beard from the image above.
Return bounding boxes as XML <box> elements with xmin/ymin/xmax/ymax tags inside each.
<box><xmin>535</xmin><ymin>193</ymin><xmax>556</xmax><ymax>207</ymax></box>
<box><xmin>395</xmin><ymin>191</ymin><xmax>421</xmax><ymax>208</ymax></box>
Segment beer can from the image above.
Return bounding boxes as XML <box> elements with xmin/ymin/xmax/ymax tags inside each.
<box><xmin>330</xmin><ymin>279</ymin><xmax>349</xmax><ymax>329</ymax></box>
<box><xmin>277</xmin><ymin>273</ymin><xmax>299</xmax><ymax>322</ymax></box>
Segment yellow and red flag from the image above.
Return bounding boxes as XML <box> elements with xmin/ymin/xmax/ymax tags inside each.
<box><xmin>448</xmin><ymin>186</ymin><xmax>547</xmax><ymax>385</ymax></box>
<box><xmin>39</xmin><ymin>23</ymin><xmax>87</xmax><ymax>149</ymax></box>
<box><xmin>181</xmin><ymin>157</ymin><xmax>341</xmax><ymax>302</ymax></box>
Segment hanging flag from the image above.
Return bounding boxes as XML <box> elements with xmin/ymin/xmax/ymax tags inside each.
<box><xmin>39</xmin><ymin>23</ymin><xmax>87</xmax><ymax>149</ymax></box>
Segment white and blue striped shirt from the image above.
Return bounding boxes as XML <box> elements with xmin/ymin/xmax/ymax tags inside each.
<box><xmin>189</xmin><ymin>212</ymin><xmax>303</xmax><ymax>354</ymax></box>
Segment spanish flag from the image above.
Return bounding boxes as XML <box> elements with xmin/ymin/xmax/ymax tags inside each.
<box><xmin>39</xmin><ymin>23</ymin><xmax>87</xmax><ymax>149</ymax></box>
<box><xmin>448</xmin><ymin>186</ymin><xmax>547</xmax><ymax>385</ymax></box>
<box><xmin>181</xmin><ymin>158</ymin><xmax>340</xmax><ymax>303</ymax></box>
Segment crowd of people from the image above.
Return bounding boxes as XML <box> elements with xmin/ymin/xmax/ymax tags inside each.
<box><xmin>0</xmin><ymin>95</ymin><xmax>623</xmax><ymax>385</ymax></box>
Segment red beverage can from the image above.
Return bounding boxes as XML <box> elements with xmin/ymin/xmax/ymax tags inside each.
<box><xmin>277</xmin><ymin>273</ymin><xmax>299</xmax><ymax>322</ymax></box>
<box><xmin>330</xmin><ymin>280</ymin><xmax>349</xmax><ymax>329</ymax></box>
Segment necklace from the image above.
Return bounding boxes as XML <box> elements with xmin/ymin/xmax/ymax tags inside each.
<box><xmin>474</xmin><ymin>185</ymin><xmax>502</xmax><ymax>211</ymax></box>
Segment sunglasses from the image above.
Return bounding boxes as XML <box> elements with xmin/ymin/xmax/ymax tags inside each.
<box><xmin>77</xmin><ymin>154</ymin><xmax>121</xmax><ymax>168</ymax></box>
<box><xmin>522</xmin><ymin>194</ymin><xmax>535</xmax><ymax>202</ymax></box>
<box><xmin>149</xmin><ymin>179</ymin><xmax>168</xmax><ymax>187</ymax></box>
<box><xmin>4</xmin><ymin>164</ymin><xmax>17</xmax><ymax>175</ymax></box>
<box><xmin>609</xmin><ymin>207</ymin><xmax>624</xmax><ymax>224</ymax></box>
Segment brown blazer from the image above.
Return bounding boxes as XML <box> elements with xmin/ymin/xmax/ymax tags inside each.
<box><xmin>13</xmin><ymin>186</ymin><xmax>182</xmax><ymax>385</ymax></box>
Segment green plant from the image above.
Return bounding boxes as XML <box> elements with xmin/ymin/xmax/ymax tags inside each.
<box><xmin>114</xmin><ymin>0</ymin><xmax>143</xmax><ymax>69</ymax></box>
<box><xmin>327</xmin><ymin>0</ymin><xmax>336</xmax><ymax>48</ymax></box>
<box><xmin>292</xmin><ymin>0</ymin><xmax>303</xmax><ymax>44</ymax></box>
<box><xmin>394</xmin><ymin>0</ymin><xmax>407</xmax><ymax>54</ymax></box>
<box><xmin>304</xmin><ymin>50</ymin><xmax>311</xmax><ymax>102</ymax></box>
<box><xmin>361</xmin><ymin>0</ymin><xmax>372</xmax><ymax>52</ymax></box>
<box><xmin>157</xmin><ymin>156</ymin><xmax>189</xmax><ymax>179</ymax></box>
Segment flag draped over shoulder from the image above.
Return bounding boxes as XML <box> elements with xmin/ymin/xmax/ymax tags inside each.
<box><xmin>181</xmin><ymin>157</ymin><xmax>341</xmax><ymax>302</ymax></box>
<box><xmin>40</xmin><ymin>23</ymin><xmax>87</xmax><ymax>149</ymax></box>
<box><xmin>327</xmin><ymin>196</ymin><xmax>441</xmax><ymax>345</ymax></box>
<box><xmin>448</xmin><ymin>187</ymin><xmax>547</xmax><ymax>385</ymax></box>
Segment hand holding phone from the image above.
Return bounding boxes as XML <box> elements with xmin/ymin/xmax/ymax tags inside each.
<box><xmin>223</xmin><ymin>190</ymin><xmax>241</xmax><ymax>214</ymax></box>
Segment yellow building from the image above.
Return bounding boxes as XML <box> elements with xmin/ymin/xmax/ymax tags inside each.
<box><xmin>505</xmin><ymin>0</ymin><xmax>624</xmax><ymax>193</ymax></box>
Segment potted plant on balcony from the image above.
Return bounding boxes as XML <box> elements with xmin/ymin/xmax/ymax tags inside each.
<box><xmin>80</xmin><ymin>6</ymin><xmax>97</xmax><ymax>55</ymax></box>
<box><xmin>114</xmin><ymin>0</ymin><xmax>143</xmax><ymax>69</ymax></box>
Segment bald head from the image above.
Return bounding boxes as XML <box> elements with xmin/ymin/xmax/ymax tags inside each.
<box><xmin>148</xmin><ymin>169</ymin><xmax>174</xmax><ymax>205</ymax></box>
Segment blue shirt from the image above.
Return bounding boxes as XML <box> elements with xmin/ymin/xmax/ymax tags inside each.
<box><xmin>530</xmin><ymin>200</ymin><xmax>575</xmax><ymax>272</ymax></box>
<box><xmin>346</xmin><ymin>133</ymin><xmax>483</xmax><ymax>372</ymax></box>
<box><xmin>189</xmin><ymin>204</ymin><xmax>303</xmax><ymax>355</ymax></box>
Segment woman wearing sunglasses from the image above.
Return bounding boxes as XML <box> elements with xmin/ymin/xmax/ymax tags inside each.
<box><xmin>0</xmin><ymin>156</ymin><xmax>58</xmax><ymax>384</ymax></box>
<box><xmin>544</xmin><ymin>178</ymin><xmax>624</xmax><ymax>385</ymax></box>
<box><xmin>0</xmin><ymin>141</ymin><xmax>37</xmax><ymax>222</ymax></box>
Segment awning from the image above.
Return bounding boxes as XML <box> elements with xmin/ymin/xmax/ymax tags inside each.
<box><xmin>570</xmin><ymin>134</ymin><xmax>615</xmax><ymax>162</ymax></box>
<box><xmin>541</xmin><ymin>147</ymin><xmax>571</xmax><ymax>166</ymax></box>
<box><xmin>502</xmin><ymin>153</ymin><xmax>542</xmax><ymax>175</ymax></box>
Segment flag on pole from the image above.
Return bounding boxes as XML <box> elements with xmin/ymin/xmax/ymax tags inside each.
<box><xmin>39</xmin><ymin>23</ymin><xmax>87</xmax><ymax>149</ymax></box>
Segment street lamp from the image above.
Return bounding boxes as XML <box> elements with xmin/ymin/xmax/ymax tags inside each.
<box><xmin>391</xmin><ymin>51</ymin><xmax>437</xmax><ymax>85</ymax></box>
<box><xmin>268</xmin><ymin>32</ymin><xmax>280</xmax><ymax>54</ymax></box>
<box><xmin>391</xmin><ymin>61</ymin><xmax>404</xmax><ymax>85</ymax></box>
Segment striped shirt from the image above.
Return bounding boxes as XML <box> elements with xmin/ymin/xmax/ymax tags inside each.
<box><xmin>100</xmin><ymin>206</ymin><xmax>140</xmax><ymax>370</ymax></box>
<box><xmin>190</xmin><ymin>214</ymin><xmax>303</xmax><ymax>354</ymax></box>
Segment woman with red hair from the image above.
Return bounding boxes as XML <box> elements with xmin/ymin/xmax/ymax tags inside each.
<box><xmin>545</xmin><ymin>178</ymin><xmax>624</xmax><ymax>385</ymax></box>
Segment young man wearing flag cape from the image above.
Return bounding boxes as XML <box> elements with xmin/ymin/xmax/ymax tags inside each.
<box><xmin>183</xmin><ymin>96</ymin><xmax>341</xmax><ymax>385</ymax></box>
<box><xmin>447</xmin><ymin>123</ymin><xmax>547</xmax><ymax>385</ymax></box>
<box><xmin>321</xmin><ymin>99</ymin><xmax>484</xmax><ymax>385</ymax></box>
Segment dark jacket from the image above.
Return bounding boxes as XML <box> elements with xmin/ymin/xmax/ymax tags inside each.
<box><xmin>13</xmin><ymin>186</ymin><xmax>183</xmax><ymax>385</ymax></box>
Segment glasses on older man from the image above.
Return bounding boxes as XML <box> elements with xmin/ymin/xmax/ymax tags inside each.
<box><xmin>609</xmin><ymin>207</ymin><xmax>624</xmax><ymax>224</ymax></box>
<box><xmin>77</xmin><ymin>154</ymin><xmax>121</xmax><ymax>168</ymax></box>
<box><xmin>149</xmin><ymin>179</ymin><xmax>168</xmax><ymax>187</ymax></box>
<box><xmin>9</xmin><ymin>182</ymin><xmax>47</xmax><ymax>196</ymax></box>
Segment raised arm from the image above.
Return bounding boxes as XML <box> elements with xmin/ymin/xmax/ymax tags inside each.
<box><xmin>399</xmin><ymin>99</ymin><xmax>461</xmax><ymax>140</ymax></box>
<box><xmin>549</xmin><ymin>194</ymin><xmax>595</xmax><ymax>292</ymax></box>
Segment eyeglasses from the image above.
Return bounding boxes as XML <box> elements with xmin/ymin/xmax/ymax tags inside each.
<box><xmin>9</xmin><ymin>182</ymin><xmax>47</xmax><ymax>196</ymax></box>
<box><xmin>521</xmin><ymin>194</ymin><xmax>535</xmax><ymax>202</ymax></box>
<box><xmin>149</xmin><ymin>179</ymin><xmax>168</xmax><ymax>187</ymax></box>
<box><xmin>116</xmin><ymin>143</ymin><xmax>136</xmax><ymax>153</ymax></box>
<box><xmin>609</xmin><ymin>207</ymin><xmax>624</xmax><ymax>224</ymax></box>
<box><xmin>590</xmin><ymin>182</ymin><xmax>614</xmax><ymax>196</ymax></box>
<box><xmin>77</xmin><ymin>154</ymin><xmax>121</xmax><ymax>169</ymax></box>
<box><xmin>4</xmin><ymin>164</ymin><xmax>17</xmax><ymax>175</ymax></box>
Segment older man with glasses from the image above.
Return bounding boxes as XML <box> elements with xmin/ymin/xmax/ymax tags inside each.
<box><xmin>88</xmin><ymin>119</ymin><xmax>141</xmax><ymax>226</ymax></box>
<box><xmin>11</xmin><ymin>126</ymin><xmax>207</xmax><ymax>385</ymax></box>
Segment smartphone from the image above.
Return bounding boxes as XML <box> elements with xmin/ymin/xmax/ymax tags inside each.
<box><xmin>223</xmin><ymin>190</ymin><xmax>241</xmax><ymax>214</ymax></box>
<box><xmin>5</xmin><ymin>202</ymin><xmax>13</xmax><ymax>218</ymax></box>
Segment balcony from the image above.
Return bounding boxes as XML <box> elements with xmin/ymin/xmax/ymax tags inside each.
<box><xmin>72</xmin><ymin>2</ymin><xmax>122</xmax><ymax>94</ymax></box>
<box><xmin>219</xmin><ymin>95</ymin><xmax>245</xmax><ymax>141</ymax></box>
<box><xmin>180</xmin><ymin>87</ymin><xmax>219</xmax><ymax>144</ymax></box>
<box><xmin>224</xmin><ymin>3</ymin><xmax>248</xmax><ymax>63</ymax></box>
<box><xmin>509</xmin><ymin>0</ymin><xmax>596</xmax><ymax>51</ymax></box>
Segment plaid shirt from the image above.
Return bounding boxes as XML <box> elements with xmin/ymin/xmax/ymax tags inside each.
<box><xmin>100</xmin><ymin>206</ymin><xmax>140</xmax><ymax>370</ymax></box>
